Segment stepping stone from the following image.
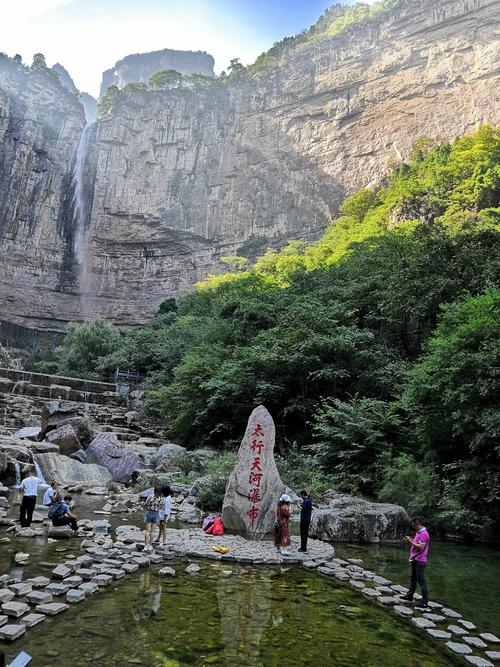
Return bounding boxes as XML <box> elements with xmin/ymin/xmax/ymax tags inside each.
<box><xmin>1</xmin><ymin>602</ymin><xmax>30</xmax><ymax>618</ymax></box>
<box><xmin>442</xmin><ymin>607</ymin><xmax>462</xmax><ymax>619</ymax></box>
<box><xmin>27</xmin><ymin>577</ymin><xmax>50</xmax><ymax>588</ymax></box>
<box><xmin>52</xmin><ymin>565</ymin><xmax>71</xmax><ymax>579</ymax></box>
<box><xmin>103</xmin><ymin>559</ymin><xmax>121</xmax><ymax>567</ymax></box>
<box><xmin>0</xmin><ymin>624</ymin><xmax>26</xmax><ymax>641</ymax></box>
<box><xmin>8</xmin><ymin>583</ymin><xmax>32</xmax><ymax>597</ymax></box>
<box><xmin>465</xmin><ymin>657</ymin><xmax>494</xmax><ymax>667</ymax></box>
<box><xmin>91</xmin><ymin>575</ymin><xmax>113</xmax><ymax>587</ymax></box>
<box><xmin>362</xmin><ymin>588</ymin><xmax>381</xmax><ymax>599</ymax></box>
<box><xmin>26</xmin><ymin>590</ymin><xmax>52</xmax><ymax>605</ymax></box>
<box><xmin>459</xmin><ymin>620</ymin><xmax>477</xmax><ymax>631</ymax></box>
<box><xmin>373</xmin><ymin>576</ymin><xmax>392</xmax><ymax>586</ymax></box>
<box><xmin>132</xmin><ymin>557</ymin><xmax>149</xmax><ymax>568</ymax></box>
<box><xmin>20</xmin><ymin>613</ymin><xmax>45</xmax><ymax>628</ymax></box>
<box><xmin>0</xmin><ymin>589</ymin><xmax>15</xmax><ymax>604</ymax></box>
<box><xmin>349</xmin><ymin>580</ymin><xmax>365</xmax><ymax>590</ymax></box>
<box><xmin>394</xmin><ymin>605</ymin><xmax>413</xmax><ymax>617</ymax></box>
<box><xmin>107</xmin><ymin>569</ymin><xmax>125</xmax><ymax>580</ymax></box>
<box><xmin>66</xmin><ymin>575</ymin><xmax>83</xmax><ymax>587</ymax></box>
<box><xmin>78</xmin><ymin>568</ymin><xmax>98</xmax><ymax>581</ymax></box>
<box><xmin>333</xmin><ymin>572</ymin><xmax>350</xmax><ymax>581</ymax></box>
<box><xmin>391</xmin><ymin>585</ymin><xmax>408</xmax><ymax>594</ymax></box>
<box><xmin>446</xmin><ymin>641</ymin><xmax>473</xmax><ymax>655</ymax></box>
<box><xmin>464</xmin><ymin>637</ymin><xmax>488</xmax><ymax>649</ymax></box>
<box><xmin>149</xmin><ymin>554</ymin><xmax>162</xmax><ymax>564</ymax></box>
<box><xmin>76</xmin><ymin>555</ymin><xmax>94</xmax><ymax>566</ymax></box>
<box><xmin>64</xmin><ymin>559</ymin><xmax>82</xmax><ymax>572</ymax></box>
<box><xmin>412</xmin><ymin>617</ymin><xmax>436</xmax><ymax>629</ymax></box>
<box><xmin>45</xmin><ymin>583</ymin><xmax>70</xmax><ymax>596</ymax></box>
<box><xmin>424</xmin><ymin>613</ymin><xmax>446</xmax><ymax>622</ymax></box>
<box><xmin>449</xmin><ymin>624</ymin><xmax>469</xmax><ymax>636</ymax></box>
<box><xmin>79</xmin><ymin>582</ymin><xmax>99</xmax><ymax>596</ymax></box>
<box><xmin>481</xmin><ymin>634</ymin><xmax>500</xmax><ymax>644</ymax></box>
<box><xmin>185</xmin><ymin>564</ymin><xmax>200</xmax><ymax>575</ymax></box>
<box><xmin>376</xmin><ymin>586</ymin><xmax>394</xmax><ymax>595</ymax></box>
<box><xmin>66</xmin><ymin>589</ymin><xmax>85</xmax><ymax>604</ymax></box>
<box><xmin>0</xmin><ymin>615</ymin><xmax>7</xmax><ymax>627</ymax></box>
<box><xmin>428</xmin><ymin>601</ymin><xmax>443</xmax><ymax>609</ymax></box>
<box><xmin>485</xmin><ymin>653</ymin><xmax>500</xmax><ymax>663</ymax></box>
<box><xmin>35</xmin><ymin>602</ymin><xmax>69</xmax><ymax>615</ymax></box>
<box><xmin>376</xmin><ymin>596</ymin><xmax>397</xmax><ymax>606</ymax></box>
<box><xmin>158</xmin><ymin>567</ymin><xmax>176</xmax><ymax>577</ymax></box>
<box><xmin>427</xmin><ymin>629</ymin><xmax>452</xmax><ymax>640</ymax></box>
<box><xmin>121</xmin><ymin>563</ymin><xmax>139</xmax><ymax>574</ymax></box>
<box><xmin>349</xmin><ymin>571</ymin><xmax>364</xmax><ymax>580</ymax></box>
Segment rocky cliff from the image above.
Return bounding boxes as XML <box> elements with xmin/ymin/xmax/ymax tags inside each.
<box><xmin>99</xmin><ymin>48</ymin><xmax>215</xmax><ymax>97</ymax></box>
<box><xmin>0</xmin><ymin>0</ymin><xmax>498</xmax><ymax>341</ymax></box>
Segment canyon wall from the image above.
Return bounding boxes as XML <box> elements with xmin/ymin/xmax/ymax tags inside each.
<box><xmin>0</xmin><ymin>0</ymin><xmax>499</xmax><ymax>342</ymax></box>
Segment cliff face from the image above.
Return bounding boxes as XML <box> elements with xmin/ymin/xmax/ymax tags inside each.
<box><xmin>0</xmin><ymin>0</ymin><xmax>499</xmax><ymax>340</ymax></box>
<box><xmin>99</xmin><ymin>49</ymin><xmax>215</xmax><ymax>97</ymax></box>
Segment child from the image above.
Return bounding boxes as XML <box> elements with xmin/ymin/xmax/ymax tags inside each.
<box><xmin>275</xmin><ymin>494</ymin><xmax>292</xmax><ymax>557</ymax></box>
<box><xmin>401</xmin><ymin>517</ymin><xmax>430</xmax><ymax>607</ymax></box>
<box><xmin>144</xmin><ymin>487</ymin><xmax>163</xmax><ymax>551</ymax></box>
<box><xmin>157</xmin><ymin>485</ymin><xmax>172</xmax><ymax>546</ymax></box>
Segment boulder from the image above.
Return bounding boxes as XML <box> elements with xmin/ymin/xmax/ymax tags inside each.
<box><xmin>222</xmin><ymin>405</ymin><xmax>285</xmax><ymax>540</ymax></box>
<box><xmin>30</xmin><ymin>442</ymin><xmax>60</xmax><ymax>454</ymax></box>
<box><xmin>12</xmin><ymin>426</ymin><xmax>42</xmax><ymax>440</ymax></box>
<box><xmin>86</xmin><ymin>432</ymin><xmax>140</xmax><ymax>482</ymax></box>
<box><xmin>178</xmin><ymin>504</ymin><xmax>203</xmax><ymax>524</ymax></box>
<box><xmin>40</xmin><ymin>401</ymin><xmax>82</xmax><ymax>434</ymax></box>
<box><xmin>71</xmin><ymin>449</ymin><xmax>87</xmax><ymax>463</ymax></box>
<box><xmin>46</xmin><ymin>424</ymin><xmax>80</xmax><ymax>455</ymax></box>
<box><xmin>310</xmin><ymin>494</ymin><xmax>409</xmax><ymax>543</ymax></box>
<box><xmin>152</xmin><ymin>442</ymin><xmax>189</xmax><ymax>471</ymax></box>
<box><xmin>33</xmin><ymin>452</ymin><xmax>112</xmax><ymax>487</ymax></box>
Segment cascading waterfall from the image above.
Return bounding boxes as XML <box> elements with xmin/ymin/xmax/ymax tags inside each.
<box><xmin>72</xmin><ymin>121</ymin><xmax>96</xmax><ymax>265</ymax></box>
<box><xmin>34</xmin><ymin>459</ymin><xmax>48</xmax><ymax>487</ymax></box>
<box><xmin>14</xmin><ymin>461</ymin><xmax>21</xmax><ymax>487</ymax></box>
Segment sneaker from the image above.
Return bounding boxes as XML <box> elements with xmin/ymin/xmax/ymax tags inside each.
<box><xmin>297</xmin><ymin>548</ymin><xmax>307</xmax><ymax>553</ymax></box>
<box><xmin>400</xmin><ymin>594</ymin><xmax>413</xmax><ymax>602</ymax></box>
<box><xmin>282</xmin><ymin>550</ymin><xmax>291</xmax><ymax>556</ymax></box>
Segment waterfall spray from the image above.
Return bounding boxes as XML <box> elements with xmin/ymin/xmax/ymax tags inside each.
<box><xmin>72</xmin><ymin>121</ymin><xmax>95</xmax><ymax>264</ymax></box>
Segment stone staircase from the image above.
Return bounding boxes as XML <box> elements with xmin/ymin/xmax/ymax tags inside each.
<box><xmin>0</xmin><ymin>367</ymin><xmax>156</xmax><ymax>443</ymax></box>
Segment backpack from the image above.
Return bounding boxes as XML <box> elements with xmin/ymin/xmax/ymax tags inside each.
<box><xmin>48</xmin><ymin>501</ymin><xmax>66</xmax><ymax>520</ymax></box>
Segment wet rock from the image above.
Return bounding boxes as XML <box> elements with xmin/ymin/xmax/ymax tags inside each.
<box><xmin>92</xmin><ymin>575</ymin><xmax>113</xmax><ymax>587</ymax></box>
<box><xmin>86</xmin><ymin>432</ymin><xmax>140</xmax><ymax>482</ymax></box>
<box><xmin>376</xmin><ymin>596</ymin><xmax>397</xmax><ymax>606</ymax></box>
<box><xmin>46</xmin><ymin>424</ymin><xmax>81</xmax><ymax>455</ymax></box>
<box><xmin>459</xmin><ymin>620</ymin><xmax>477</xmax><ymax>631</ymax></box>
<box><xmin>14</xmin><ymin>552</ymin><xmax>30</xmax><ymax>564</ymax></box>
<box><xmin>1</xmin><ymin>601</ymin><xmax>30</xmax><ymax>618</ymax></box>
<box><xmin>185</xmin><ymin>563</ymin><xmax>201</xmax><ymax>575</ymax></box>
<box><xmin>394</xmin><ymin>605</ymin><xmax>413</xmax><ymax>617</ymax></box>
<box><xmin>8</xmin><ymin>582</ymin><xmax>32</xmax><ymax>597</ymax></box>
<box><xmin>159</xmin><ymin>567</ymin><xmax>176</xmax><ymax>577</ymax></box>
<box><xmin>0</xmin><ymin>590</ymin><xmax>15</xmax><ymax>604</ymax></box>
<box><xmin>27</xmin><ymin>576</ymin><xmax>50</xmax><ymax>588</ymax></box>
<box><xmin>20</xmin><ymin>613</ymin><xmax>45</xmax><ymax>628</ymax></box>
<box><xmin>52</xmin><ymin>565</ymin><xmax>71</xmax><ymax>579</ymax></box>
<box><xmin>442</xmin><ymin>607</ymin><xmax>462</xmax><ymax>619</ymax></box>
<box><xmin>446</xmin><ymin>641</ymin><xmax>473</xmax><ymax>655</ymax></box>
<box><xmin>423</xmin><ymin>613</ymin><xmax>446</xmax><ymax>622</ymax></box>
<box><xmin>465</xmin><ymin>657</ymin><xmax>494</xmax><ymax>667</ymax></box>
<box><xmin>45</xmin><ymin>583</ymin><xmax>70</xmax><ymax>596</ymax></box>
<box><xmin>222</xmin><ymin>405</ymin><xmax>285</xmax><ymax>540</ymax></box>
<box><xmin>464</xmin><ymin>637</ymin><xmax>488</xmax><ymax>649</ymax></box>
<box><xmin>362</xmin><ymin>588</ymin><xmax>381</xmax><ymax>599</ymax></box>
<box><xmin>485</xmin><ymin>653</ymin><xmax>500</xmax><ymax>662</ymax></box>
<box><xmin>79</xmin><ymin>582</ymin><xmax>99</xmax><ymax>596</ymax></box>
<box><xmin>26</xmin><ymin>590</ymin><xmax>52</xmax><ymax>605</ymax></box>
<box><xmin>66</xmin><ymin>589</ymin><xmax>85</xmax><ymax>604</ymax></box>
<box><xmin>0</xmin><ymin>623</ymin><xmax>26</xmax><ymax>640</ymax></box>
<box><xmin>107</xmin><ymin>568</ymin><xmax>125</xmax><ymax>579</ymax></box>
<box><xmin>427</xmin><ymin>629</ymin><xmax>451</xmax><ymax>640</ymax></box>
<box><xmin>448</xmin><ymin>624</ymin><xmax>469</xmax><ymax>636</ymax></box>
<box><xmin>35</xmin><ymin>602</ymin><xmax>69</xmax><ymax>615</ymax></box>
<box><xmin>412</xmin><ymin>617</ymin><xmax>436</xmax><ymax>629</ymax></box>
<box><xmin>0</xmin><ymin>615</ymin><xmax>6</xmax><ymax>627</ymax></box>
<box><xmin>16</xmin><ymin>527</ymin><xmax>43</xmax><ymax>538</ymax></box>
<box><xmin>480</xmin><ymin>634</ymin><xmax>500</xmax><ymax>644</ymax></box>
<box><xmin>48</xmin><ymin>526</ymin><xmax>73</xmax><ymax>539</ymax></box>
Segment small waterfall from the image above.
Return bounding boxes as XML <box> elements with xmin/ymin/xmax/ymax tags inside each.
<box><xmin>14</xmin><ymin>461</ymin><xmax>21</xmax><ymax>488</ymax></box>
<box><xmin>34</xmin><ymin>459</ymin><xmax>48</xmax><ymax>487</ymax></box>
<box><xmin>72</xmin><ymin>121</ymin><xmax>96</xmax><ymax>265</ymax></box>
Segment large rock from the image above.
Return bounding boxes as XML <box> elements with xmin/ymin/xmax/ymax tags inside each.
<box><xmin>310</xmin><ymin>494</ymin><xmax>409</xmax><ymax>543</ymax></box>
<box><xmin>152</xmin><ymin>443</ymin><xmax>188</xmax><ymax>471</ymax></box>
<box><xmin>33</xmin><ymin>452</ymin><xmax>112</xmax><ymax>487</ymax></box>
<box><xmin>86</xmin><ymin>432</ymin><xmax>140</xmax><ymax>482</ymax></box>
<box><xmin>12</xmin><ymin>426</ymin><xmax>42</xmax><ymax>441</ymax></box>
<box><xmin>41</xmin><ymin>401</ymin><xmax>82</xmax><ymax>435</ymax></box>
<box><xmin>46</xmin><ymin>424</ymin><xmax>81</xmax><ymax>455</ymax></box>
<box><xmin>222</xmin><ymin>405</ymin><xmax>284</xmax><ymax>540</ymax></box>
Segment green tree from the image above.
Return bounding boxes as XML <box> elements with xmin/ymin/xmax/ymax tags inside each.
<box><xmin>148</xmin><ymin>69</ymin><xmax>183</xmax><ymax>90</ymax></box>
<box><xmin>31</xmin><ymin>53</ymin><xmax>47</xmax><ymax>70</ymax></box>
<box><xmin>58</xmin><ymin>317</ymin><xmax>121</xmax><ymax>378</ymax></box>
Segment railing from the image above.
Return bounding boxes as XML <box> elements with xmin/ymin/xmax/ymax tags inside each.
<box><xmin>114</xmin><ymin>368</ymin><xmax>141</xmax><ymax>383</ymax></box>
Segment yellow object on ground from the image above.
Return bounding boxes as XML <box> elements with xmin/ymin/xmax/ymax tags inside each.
<box><xmin>212</xmin><ymin>546</ymin><xmax>230</xmax><ymax>554</ymax></box>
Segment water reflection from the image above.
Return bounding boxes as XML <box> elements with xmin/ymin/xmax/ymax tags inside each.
<box><xmin>132</xmin><ymin>571</ymin><xmax>162</xmax><ymax>622</ymax></box>
<box><xmin>217</xmin><ymin>568</ymin><xmax>271</xmax><ymax>666</ymax></box>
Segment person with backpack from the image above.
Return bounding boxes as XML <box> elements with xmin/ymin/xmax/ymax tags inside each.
<box><xmin>49</xmin><ymin>495</ymin><xmax>78</xmax><ymax>535</ymax></box>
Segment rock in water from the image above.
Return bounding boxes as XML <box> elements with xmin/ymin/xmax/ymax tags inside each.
<box><xmin>222</xmin><ymin>405</ymin><xmax>284</xmax><ymax>540</ymax></box>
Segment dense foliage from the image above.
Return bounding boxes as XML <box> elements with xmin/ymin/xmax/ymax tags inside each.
<box><xmin>38</xmin><ymin>127</ymin><xmax>500</xmax><ymax>537</ymax></box>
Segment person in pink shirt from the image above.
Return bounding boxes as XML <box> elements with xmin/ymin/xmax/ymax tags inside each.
<box><xmin>401</xmin><ymin>517</ymin><xmax>430</xmax><ymax>607</ymax></box>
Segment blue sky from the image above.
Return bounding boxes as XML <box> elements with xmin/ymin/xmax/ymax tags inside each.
<box><xmin>1</xmin><ymin>0</ymin><xmax>374</xmax><ymax>96</ymax></box>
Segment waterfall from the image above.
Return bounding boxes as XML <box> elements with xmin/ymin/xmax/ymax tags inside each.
<box><xmin>14</xmin><ymin>462</ymin><xmax>21</xmax><ymax>488</ymax></box>
<box><xmin>34</xmin><ymin>459</ymin><xmax>48</xmax><ymax>488</ymax></box>
<box><xmin>72</xmin><ymin>121</ymin><xmax>96</xmax><ymax>265</ymax></box>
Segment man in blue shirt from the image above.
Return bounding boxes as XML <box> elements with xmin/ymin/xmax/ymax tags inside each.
<box><xmin>50</xmin><ymin>495</ymin><xmax>79</xmax><ymax>535</ymax></box>
<box><xmin>298</xmin><ymin>489</ymin><xmax>313</xmax><ymax>553</ymax></box>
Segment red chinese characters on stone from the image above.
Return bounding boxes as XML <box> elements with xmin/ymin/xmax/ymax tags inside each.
<box><xmin>247</xmin><ymin>423</ymin><xmax>266</xmax><ymax>526</ymax></box>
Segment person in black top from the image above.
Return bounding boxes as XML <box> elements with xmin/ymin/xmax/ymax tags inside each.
<box><xmin>298</xmin><ymin>489</ymin><xmax>312</xmax><ymax>553</ymax></box>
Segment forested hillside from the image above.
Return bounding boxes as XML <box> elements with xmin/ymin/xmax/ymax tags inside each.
<box><xmin>36</xmin><ymin>127</ymin><xmax>500</xmax><ymax>537</ymax></box>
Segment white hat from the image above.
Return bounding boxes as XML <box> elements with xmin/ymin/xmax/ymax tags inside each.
<box><xmin>280</xmin><ymin>494</ymin><xmax>291</xmax><ymax>502</ymax></box>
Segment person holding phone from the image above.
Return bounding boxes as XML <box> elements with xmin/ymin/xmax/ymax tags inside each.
<box><xmin>400</xmin><ymin>517</ymin><xmax>430</xmax><ymax>608</ymax></box>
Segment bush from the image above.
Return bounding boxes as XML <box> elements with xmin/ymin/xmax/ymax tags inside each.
<box><xmin>377</xmin><ymin>453</ymin><xmax>437</xmax><ymax>515</ymax></box>
<box><xmin>195</xmin><ymin>452</ymin><xmax>237</xmax><ymax>512</ymax></box>
<box><xmin>57</xmin><ymin>317</ymin><xmax>121</xmax><ymax>379</ymax></box>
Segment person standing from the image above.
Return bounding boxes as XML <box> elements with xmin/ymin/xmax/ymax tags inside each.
<box><xmin>19</xmin><ymin>469</ymin><xmax>41</xmax><ymax>527</ymax></box>
<box><xmin>144</xmin><ymin>487</ymin><xmax>163</xmax><ymax>551</ymax></box>
<box><xmin>274</xmin><ymin>494</ymin><xmax>292</xmax><ymax>557</ymax></box>
<box><xmin>156</xmin><ymin>485</ymin><xmax>172</xmax><ymax>546</ymax></box>
<box><xmin>298</xmin><ymin>489</ymin><xmax>312</xmax><ymax>553</ymax></box>
<box><xmin>401</xmin><ymin>517</ymin><xmax>430</xmax><ymax>607</ymax></box>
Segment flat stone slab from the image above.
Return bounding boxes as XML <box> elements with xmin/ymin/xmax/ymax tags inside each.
<box><xmin>159</xmin><ymin>567</ymin><xmax>176</xmax><ymax>577</ymax></box>
<box><xmin>412</xmin><ymin>617</ymin><xmax>436</xmax><ymax>629</ymax></box>
<box><xmin>362</xmin><ymin>588</ymin><xmax>381</xmax><ymax>599</ymax></box>
<box><xmin>485</xmin><ymin>653</ymin><xmax>500</xmax><ymax>662</ymax></box>
<box><xmin>446</xmin><ymin>641</ymin><xmax>473</xmax><ymax>655</ymax></box>
<box><xmin>20</xmin><ymin>613</ymin><xmax>45</xmax><ymax>628</ymax></box>
<box><xmin>465</xmin><ymin>657</ymin><xmax>494</xmax><ymax>667</ymax></box>
<box><xmin>449</xmin><ymin>624</ymin><xmax>469</xmax><ymax>636</ymax></box>
<box><xmin>464</xmin><ymin>637</ymin><xmax>488</xmax><ymax>649</ymax></box>
<box><xmin>8</xmin><ymin>583</ymin><xmax>32</xmax><ymax>597</ymax></box>
<box><xmin>52</xmin><ymin>565</ymin><xmax>71</xmax><ymax>579</ymax></box>
<box><xmin>349</xmin><ymin>580</ymin><xmax>365</xmax><ymax>590</ymax></box>
<box><xmin>66</xmin><ymin>575</ymin><xmax>83</xmax><ymax>587</ymax></box>
<box><xmin>0</xmin><ymin>589</ymin><xmax>15</xmax><ymax>604</ymax></box>
<box><xmin>0</xmin><ymin>624</ymin><xmax>26</xmax><ymax>641</ymax></box>
<box><xmin>132</xmin><ymin>557</ymin><xmax>149</xmax><ymax>568</ymax></box>
<box><xmin>106</xmin><ymin>569</ymin><xmax>125</xmax><ymax>579</ymax></box>
<box><xmin>0</xmin><ymin>615</ymin><xmax>7</xmax><ymax>627</ymax></box>
<box><xmin>121</xmin><ymin>563</ymin><xmax>139</xmax><ymax>574</ymax></box>
<box><xmin>423</xmin><ymin>613</ymin><xmax>446</xmax><ymax>622</ymax></box>
<box><xmin>79</xmin><ymin>582</ymin><xmax>99</xmax><ymax>596</ymax></box>
<box><xmin>376</xmin><ymin>596</ymin><xmax>397</xmax><ymax>606</ymax></box>
<box><xmin>77</xmin><ymin>568</ymin><xmax>97</xmax><ymax>581</ymax></box>
<box><xmin>66</xmin><ymin>589</ymin><xmax>85</xmax><ymax>604</ymax></box>
<box><xmin>427</xmin><ymin>629</ymin><xmax>452</xmax><ymax>640</ymax></box>
<box><xmin>91</xmin><ymin>575</ymin><xmax>113</xmax><ymax>587</ymax></box>
<box><xmin>45</xmin><ymin>583</ymin><xmax>70</xmax><ymax>596</ymax></box>
<box><xmin>372</xmin><ymin>576</ymin><xmax>392</xmax><ymax>586</ymax></box>
<box><xmin>481</xmin><ymin>634</ymin><xmax>500</xmax><ymax>644</ymax></box>
<box><xmin>26</xmin><ymin>590</ymin><xmax>52</xmax><ymax>605</ymax></box>
<box><xmin>442</xmin><ymin>607</ymin><xmax>462</xmax><ymax>619</ymax></box>
<box><xmin>394</xmin><ymin>605</ymin><xmax>413</xmax><ymax>617</ymax></box>
<box><xmin>35</xmin><ymin>602</ymin><xmax>69</xmax><ymax>615</ymax></box>
<box><xmin>1</xmin><ymin>602</ymin><xmax>30</xmax><ymax>618</ymax></box>
<box><xmin>459</xmin><ymin>620</ymin><xmax>477</xmax><ymax>631</ymax></box>
<box><xmin>27</xmin><ymin>576</ymin><xmax>50</xmax><ymax>588</ymax></box>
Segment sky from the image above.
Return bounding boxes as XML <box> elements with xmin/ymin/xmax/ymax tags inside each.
<box><xmin>0</xmin><ymin>0</ymin><xmax>374</xmax><ymax>97</ymax></box>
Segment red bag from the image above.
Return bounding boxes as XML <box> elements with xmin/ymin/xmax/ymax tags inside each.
<box><xmin>206</xmin><ymin>516</ymin><xmax>224</xmax><ymax>535</ymax></box>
